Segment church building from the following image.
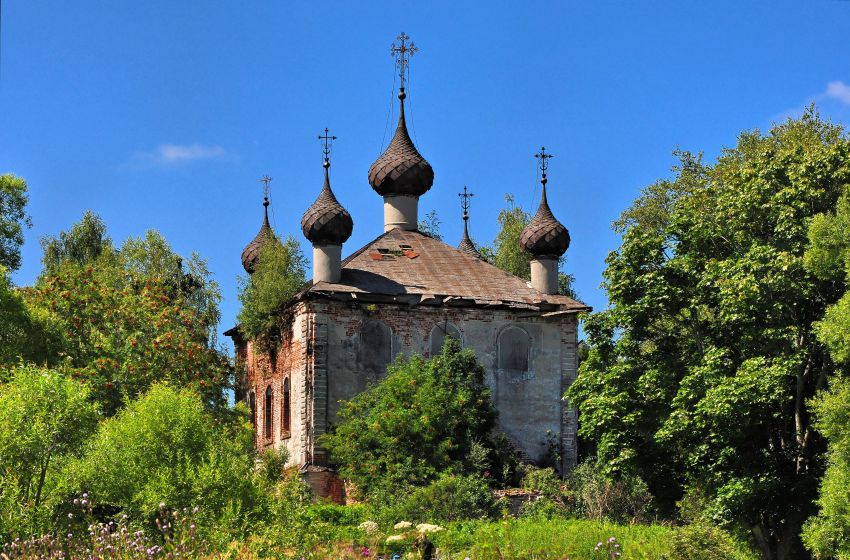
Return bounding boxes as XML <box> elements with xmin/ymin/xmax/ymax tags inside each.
<box><xmin>226</xmin><ymin>33</ymin><xmax>589</xmax><ymax>500</ymax></box>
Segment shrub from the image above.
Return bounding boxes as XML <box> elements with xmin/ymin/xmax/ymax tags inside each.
<box><xmin>390</xmin><ymin>473</ymin><xmax>497</xmax><ymax>524</ymax></box>
<box><xmin>321</xmin><ymin>338</ymin><xmax>501</xmax><ymax>500</ymax></box>
<box><xmin>667</xmin><ymin>523</ymin><xmax>757</xmax><ymax>560</ymax></box>
<box><xmin>569</xmin><ymin>460</ymin><xmax>654</xmax><ymax>524</ymax></box>
<box><xmin>67</xmin><ymin>384</ymin><xmax>257</xmax><ymax>534</ymax></box>
<box><xmin>518</xmin><ymin>496</ymin><xmax>568</xmax><ymax>519</ymax></box>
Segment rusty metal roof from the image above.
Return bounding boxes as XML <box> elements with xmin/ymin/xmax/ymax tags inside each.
<box><xmin>308</xmin><ymin>228</ymin><xmax>588</xmax><ymax>312</ymax></box>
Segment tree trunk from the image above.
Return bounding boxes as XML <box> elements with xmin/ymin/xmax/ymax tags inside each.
<box><xmin>33</xmin><ymin>450</ymin><xmax>51</xmax><ymax>508</ymax></box>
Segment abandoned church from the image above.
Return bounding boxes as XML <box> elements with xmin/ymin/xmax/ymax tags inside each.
<box><xmin>225</xmin><ymin>33</ymin><xmax>589</xmax><ymax>500</ymax></box>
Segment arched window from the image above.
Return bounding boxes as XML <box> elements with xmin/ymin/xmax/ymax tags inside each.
<box><xmin>248</xmin><ymin>391</ymin><xmax>256</xmax><ymax>431</ymax></box>
<box><xmin>282</xmin><ymin>377</ymin><xmax>291</xmax><ymax>435</ymax></box>
<box><xmin>498</xmin><ymin>326</ymin><xmax>530</xmax><ymax>372</ymax></box>
<box><xmin>430</xmin><ymin>322</ymin><xmax>461</xmax><ymax>356</ymax></box>
<box><xmin>264</xmin><ymin>385</ymin><xmax>273</xmax><ymax>439</ymax></box>
<box><xmin>360</xmin><ymin>320</ymin><xmax>392</xmax><ymax>379</ymax></box>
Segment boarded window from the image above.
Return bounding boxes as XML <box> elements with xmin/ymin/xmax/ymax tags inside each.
<box><xmin>282</xmin><ymin>377</ymin><xmax>291</xmax><ymax>435</ymax></box>
<box><xmin>430</xmin><ymin>323</ymin><xmax>461</xmax><ymax>356</ymax></box>
<box><xmin>264</xmin><ymin>385</ymin><xmax>273</xmax><ymax>439</ymax></box>
<box><xmin>498</xmin><ymin>326</ymin><xmax>530</xmax><ymax>372</ymax></box>
<box><xmin>360</xmin><ymin>320</ymin><xmax>392</xmax><ymax>379</ymax></box>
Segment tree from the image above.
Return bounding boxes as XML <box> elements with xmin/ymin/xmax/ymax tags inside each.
<box><xmin>568</xmin><ymin>109</ymin><xmax>850</xmax><ymax>559</ymax></box>
<box><xmin>24</xmin><ymin>264</ymin><xmax>230</xmax><ymax>415</ymax></box>
<box><xmin>0</xmin><ymin>364</ymin><xmax>99</xmax><ymax>540</ymax></box>
<box><xmin>484</xmin><ymin>194</ymin><xmax>576</xmax><ymax>298</ymax></box>
<box><xmin>68</xmin><ymin>384</ymin><xmax>257</xmax><ymax>527</ymax></box>
<box><xmin>40</xmin><ymin>210</ymin><xmax>114</xmax><ymax>277</ymax></box>
<box><xmin>0</xmin><ymin>174</ymin><xmax>32</xmax><ymax>273</ymax></box>
<box><xmin>236</xmin><ymin>235</ymin><xmax>307</xmax><ymax>341</ymax></box>
<box><xmin>0</xmin><ymin>266</ymin><xmax>63</xmax><ymax>368</ymax></box>
<box><xmin>418</xmin><ymin>209</ymin><xmax>442</xmax><ymax>240</ymax></box>
<box><xmin>321</xmin><ymin>338</ymin><xmax>502</xmax><ymax>500</ymax></box>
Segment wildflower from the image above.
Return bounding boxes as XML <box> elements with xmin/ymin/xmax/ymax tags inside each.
<box><xmin>416</xmin><ymin>523</ymin><xmax>444</xmax><ymax>534</ymax></box>
<box><xmin>361</xmin><ymin>546</ymin><xmax>371</xmax><ymax>557</ymax></box>
<box><xmin>393</xmin><ymin>521</ymin><xmax>413</xmax><ymax>530</ymax></box>
<box><xmin>386</xmin><ymin>535</ymin><xmax>404</xmax><ymax>543</ymax></box>
<box><xmin>358</xmin><ymin>520</ymin><xmax>379</xmax><ymax>534</ymax></box>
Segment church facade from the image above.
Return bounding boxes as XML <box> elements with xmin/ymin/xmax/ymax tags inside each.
<box><xmin>226</xmin><ymin>34</ymin><xmax>588</xmax><ymax>500</ymax></box>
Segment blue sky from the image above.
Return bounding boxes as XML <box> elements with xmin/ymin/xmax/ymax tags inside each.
<box><xmin>3</xmin><ymin>1</ymin><xmax>850</xmax><ymax>351</ymax></box>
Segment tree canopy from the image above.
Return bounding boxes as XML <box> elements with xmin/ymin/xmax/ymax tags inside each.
<box><xmin>568</xmin><ymin>109</ymin><xmax>850</xmax><ymax>559</ymax></box>
<box><xmin>0</xmin><ymin>174</ymin><xmax>32</xmax><ymax>272</ymax></box>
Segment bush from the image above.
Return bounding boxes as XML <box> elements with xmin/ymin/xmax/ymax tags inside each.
<box><xmin>569</xmin><ymin>460</ymin><xmax>654</xmax><ymax>524</ymax></box>
<box><xmin>321</xmin><ymin>338</ymin><xmax>501</xmax><ymax>500</ymax></box>
<box><xmin>67</xmin><ymin>384</ymin><xmax>258</xmax><ymax>534</ymax></box>
<box><xmin>389</xmin><ymin>473</ymin><xmax>497</xmax><ymax>524</ymax></box>
<box><xmin>667</xmin><ymin>523</ymin><xmax>757</xmax><ymax>560</ymax></box>
<box><xmin>518</xmin><ymin>496</ymin><xmax>569</xmax><ymax>519</ymax></box>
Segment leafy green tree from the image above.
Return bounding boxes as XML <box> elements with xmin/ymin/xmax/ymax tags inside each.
<box><xmin>0</xmin><ymin>364</ymin><xmax>99</xmax><ymax>540</ymax></box>
<box><xmin>0</xmin><ymin>174</ymin><xmax>32</xmax><ymax>272</ymax></box>
<box><xmin>40</xmin><ymin>210</ymin><xmax>115</xmax><ymax>277</ymax></box>
<box><xmin>568</xmin><ymin>110</ymin><xmax>850</xmax><ymax>559</ymax></box>
<box><xmin>0</xmin><ymin>267</ymin><xmax>63</xmax><ymax>367</ymax></box>
<box><xmin>321</xmin><ymin>338</ymin><xmax>501</xmax><ymax>500</ymax></box>
<box><xmin>67</xmin><ymin>384</ymin><xmax>257</xmax><ymax>528</ymax></box>
<box><xmin>237</xmin><ymin>235</ymin><xmax>307</xmax><ymax>341</ymax></box>
<box><xmin>418</xmin><ymin>209</ymin><xmax>442</xmax><ymax>240</ymax></box>
<box><xmin>24</xmin><ymin>265</ymin><xmax>229</xmax><ymax>415</ymax></box>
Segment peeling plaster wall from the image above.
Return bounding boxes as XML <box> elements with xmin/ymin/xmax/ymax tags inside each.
<box><xmin>238</xmin><ymin>299</ymin><xmax>579</xmax><ymax>473</ymax></box>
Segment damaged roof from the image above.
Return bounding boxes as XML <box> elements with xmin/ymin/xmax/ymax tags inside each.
<box><xmin>308</xmin><ymin>228</ymin><xmax>589</xmax><ymax>313</ymax></box>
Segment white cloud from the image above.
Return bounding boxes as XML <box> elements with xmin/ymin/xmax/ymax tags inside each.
<box><xmin>825</xmin><ymin>81</ymin><xmax>850</xmax><ymax>105</ymax></box>
<box><xmin>153</xmin><ymin>143</ymin><xmax>227</xmax><ymax>164</ymax></box>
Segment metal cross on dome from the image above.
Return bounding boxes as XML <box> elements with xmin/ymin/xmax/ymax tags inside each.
<box><xmin>534</xmin><ymin>147</ymin><xmax>553</xmax><ymax>176</ymax></box>
<box><xmin>458</xmin><ymin>185</ymin><xmax>474</xmax><ymax>221</ymax></box>
<box><xmin>259</xmin><ymin>175</ymin><xmax>272</xmax><ymax>199</ymax></box>
<box><xmin>390</xmin><ymin>31</ymin><xmax>418</xmax><ymax>89</ymax></box>
<box><xmin>318</xmin><ymin>127</ymin><xmax>337</xmax><ymax>163</ymax></box>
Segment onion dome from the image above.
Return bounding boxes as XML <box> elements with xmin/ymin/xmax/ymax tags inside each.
<box><xmin>368</xmin><ymin>89</ymin><xmax>434</xmax><ymax>197</ymax></box>
<box><xmin>241</xmin><ymin>197</ymin><xmax>274</xmax><ymax>274</ymax></box>
<box><xmin>519</xmin><ymin>181</ymin><xmax>570</xmax><ymax>258</ymax></box>
<box><xmin>458</xmin><ymin>222</ymin><xmax>481</xmax><ymax>258</ymax></box>
<box><xmin>301</xmin><ymin>160</ymin><xmax>354</xmax><ymax>245</ymax></box>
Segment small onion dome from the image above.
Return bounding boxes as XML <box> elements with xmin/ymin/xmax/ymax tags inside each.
<box><xmin>367</xmin><ymin>89</ymin><xmax>434</xmax><ymax>197</ymax></box>
<box><xmin>301</xmin><ymin>161</ymin><xmax>353</xmax><ymax>246</ymax></box>
<box><xmin>242</xmin><ymin>198</ymin><xmax>274</xmax><ymax>274</ymax></box>
<box><xmin>458</xmin><ymin>221</ymin><xmax>481</xmax><ymax>258</ymax></box>
<box><xmin>519</xmin><ymin>183</ymin><xmax>570</xmax><ymax>258</ymax></box>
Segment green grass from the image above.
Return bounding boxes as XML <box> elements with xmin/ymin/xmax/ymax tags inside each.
<box><xmin>430</xmin><ymin>518</ymin><xmax>672</xmax><ymax>559</ymax></box>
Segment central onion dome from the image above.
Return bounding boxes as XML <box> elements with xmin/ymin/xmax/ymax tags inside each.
<box><xmin>301</xmin><ymin>160</ymin><xmax>354</xmax><ymax>245</ymax></box>
<box><xmin>368</xmin><ymin>89</ymin><xmax>434</xmax><ymax>197</ymax></box>
<box><xmin>519</xmin><ymin>179</ymin><xmax>570</xmax><ymax>258</ymax></box>
<box><xmin>241</xmin><ymin>198</ymin><xmax>274</xmax><ymax>274</ymax></box>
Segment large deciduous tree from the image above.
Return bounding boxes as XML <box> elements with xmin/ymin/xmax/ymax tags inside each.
<box><xmin>0</xmin><ymin>174</ymin><xmax>32</xmax><ymax>273</ymax></box>
<box><xmin>568</xmin><ymin>110</ymin><xmax>850</xmax><ymax>559</ymax></box>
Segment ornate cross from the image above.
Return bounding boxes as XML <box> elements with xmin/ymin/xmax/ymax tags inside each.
<box><xmin>318</xmin><ymin>127</ymin><xmax>337</xmax><ymax>163</ymax></box>
<box><xmin>458</xmin><ymin>186</ymin><xmax>474</xmax><ymax>220</ymax></box>
<box><xmin>534</xmin><ymin>146</ymin><xmax>554</xmax><ymax>178</ymax></box>
<box><xmin>390</xmin><ymin>31</ymin><xmax>418</xmax><ymax>89</ymax></box>
<box><xmin>259</xmin><ymin>175</ymin><xmax>272</xmax><ymax>199</ymax></box>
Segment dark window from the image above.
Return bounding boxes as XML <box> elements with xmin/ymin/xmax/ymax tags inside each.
<box><xmin>249</xmin><ymin>391</ymin><xmax>256</xmax><ymax>430</ymax></box>
<box><xmin>430</xmin><ymin>323</ymin><xmax>461</xmax><ymax>356</ymax></box>
<box><xmin>498</xmin><ymin>326</ymin><xmax>530</xmax><ymax>372</ymax></box>
<box><xmin>360</xmin><ymin>320</ymin><xmax>392</xmax><ymax>379</ymax></box>
<box><xmin>264</xmin><ymin>385</ymin><xmax>273</xmax><ymax>439</ymax></box>
<box><xmin>282</xmin><ymin>377</ymin><xmax>291</xmax><ymax>435</ymax></box>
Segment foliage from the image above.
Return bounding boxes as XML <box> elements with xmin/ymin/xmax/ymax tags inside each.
<box><xmin>236</xmin><ymin>235</ymin><xmax>307</xmax><ymax>342</ymax></box>
<box><xmin>40</xmin><ymin>210</ymin><xmax>115</xmax><ymax>277</ymax></box>
<box><xmin>569</xmin><ymin>460</ymin><xmax>654</xmax><ymax>524</ymax></box>
<box><xmin>567</xmin><ymin>109</ymin><xmax>850</xmax><ymax>557</ymax></box>
<box><xmin>418</xmin><ymin>209</ymin><xmax>442</xmax><ymax>240</ymax></box>
<box><xmin>390</xmin><ymin>473</ymin><xmax>497</xmax><ymax>523</ymax></box>
<box><xmin>667</xmin><ymin>523</ymin><xmax>758</xmax><ymax>560</ymax></box>
<box><xmin>0</xmin><ymin>364</ymin><xmax>99</xmax><ymax>541</ymax></box>
<box><xmin>23</xmin><ymin>265</ymin><xmax>229</xmax><ymax>415</ymax></box>
<box><xmin>321</xmin><ymin>338</ymin><xmax>501</xmax><ymax>500</ymax></box>
<box><xmin>802</xmin><ymin>378</ymin><xmax>850</xmax><ymax>559</ymax></box>
<box><xmin>0</xmin><ymin>267</ymin><xmax>63</xmax><ymax>368</ymax></box>
<box><xmin>0</xmin><ymin>174</ymin><xmax>32</xmax><ymax>273</ymax></box>
<box><xmin>67</xmin><ymin>384</ymin><xmax>257</xmax><ymax>529</ymax></box>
